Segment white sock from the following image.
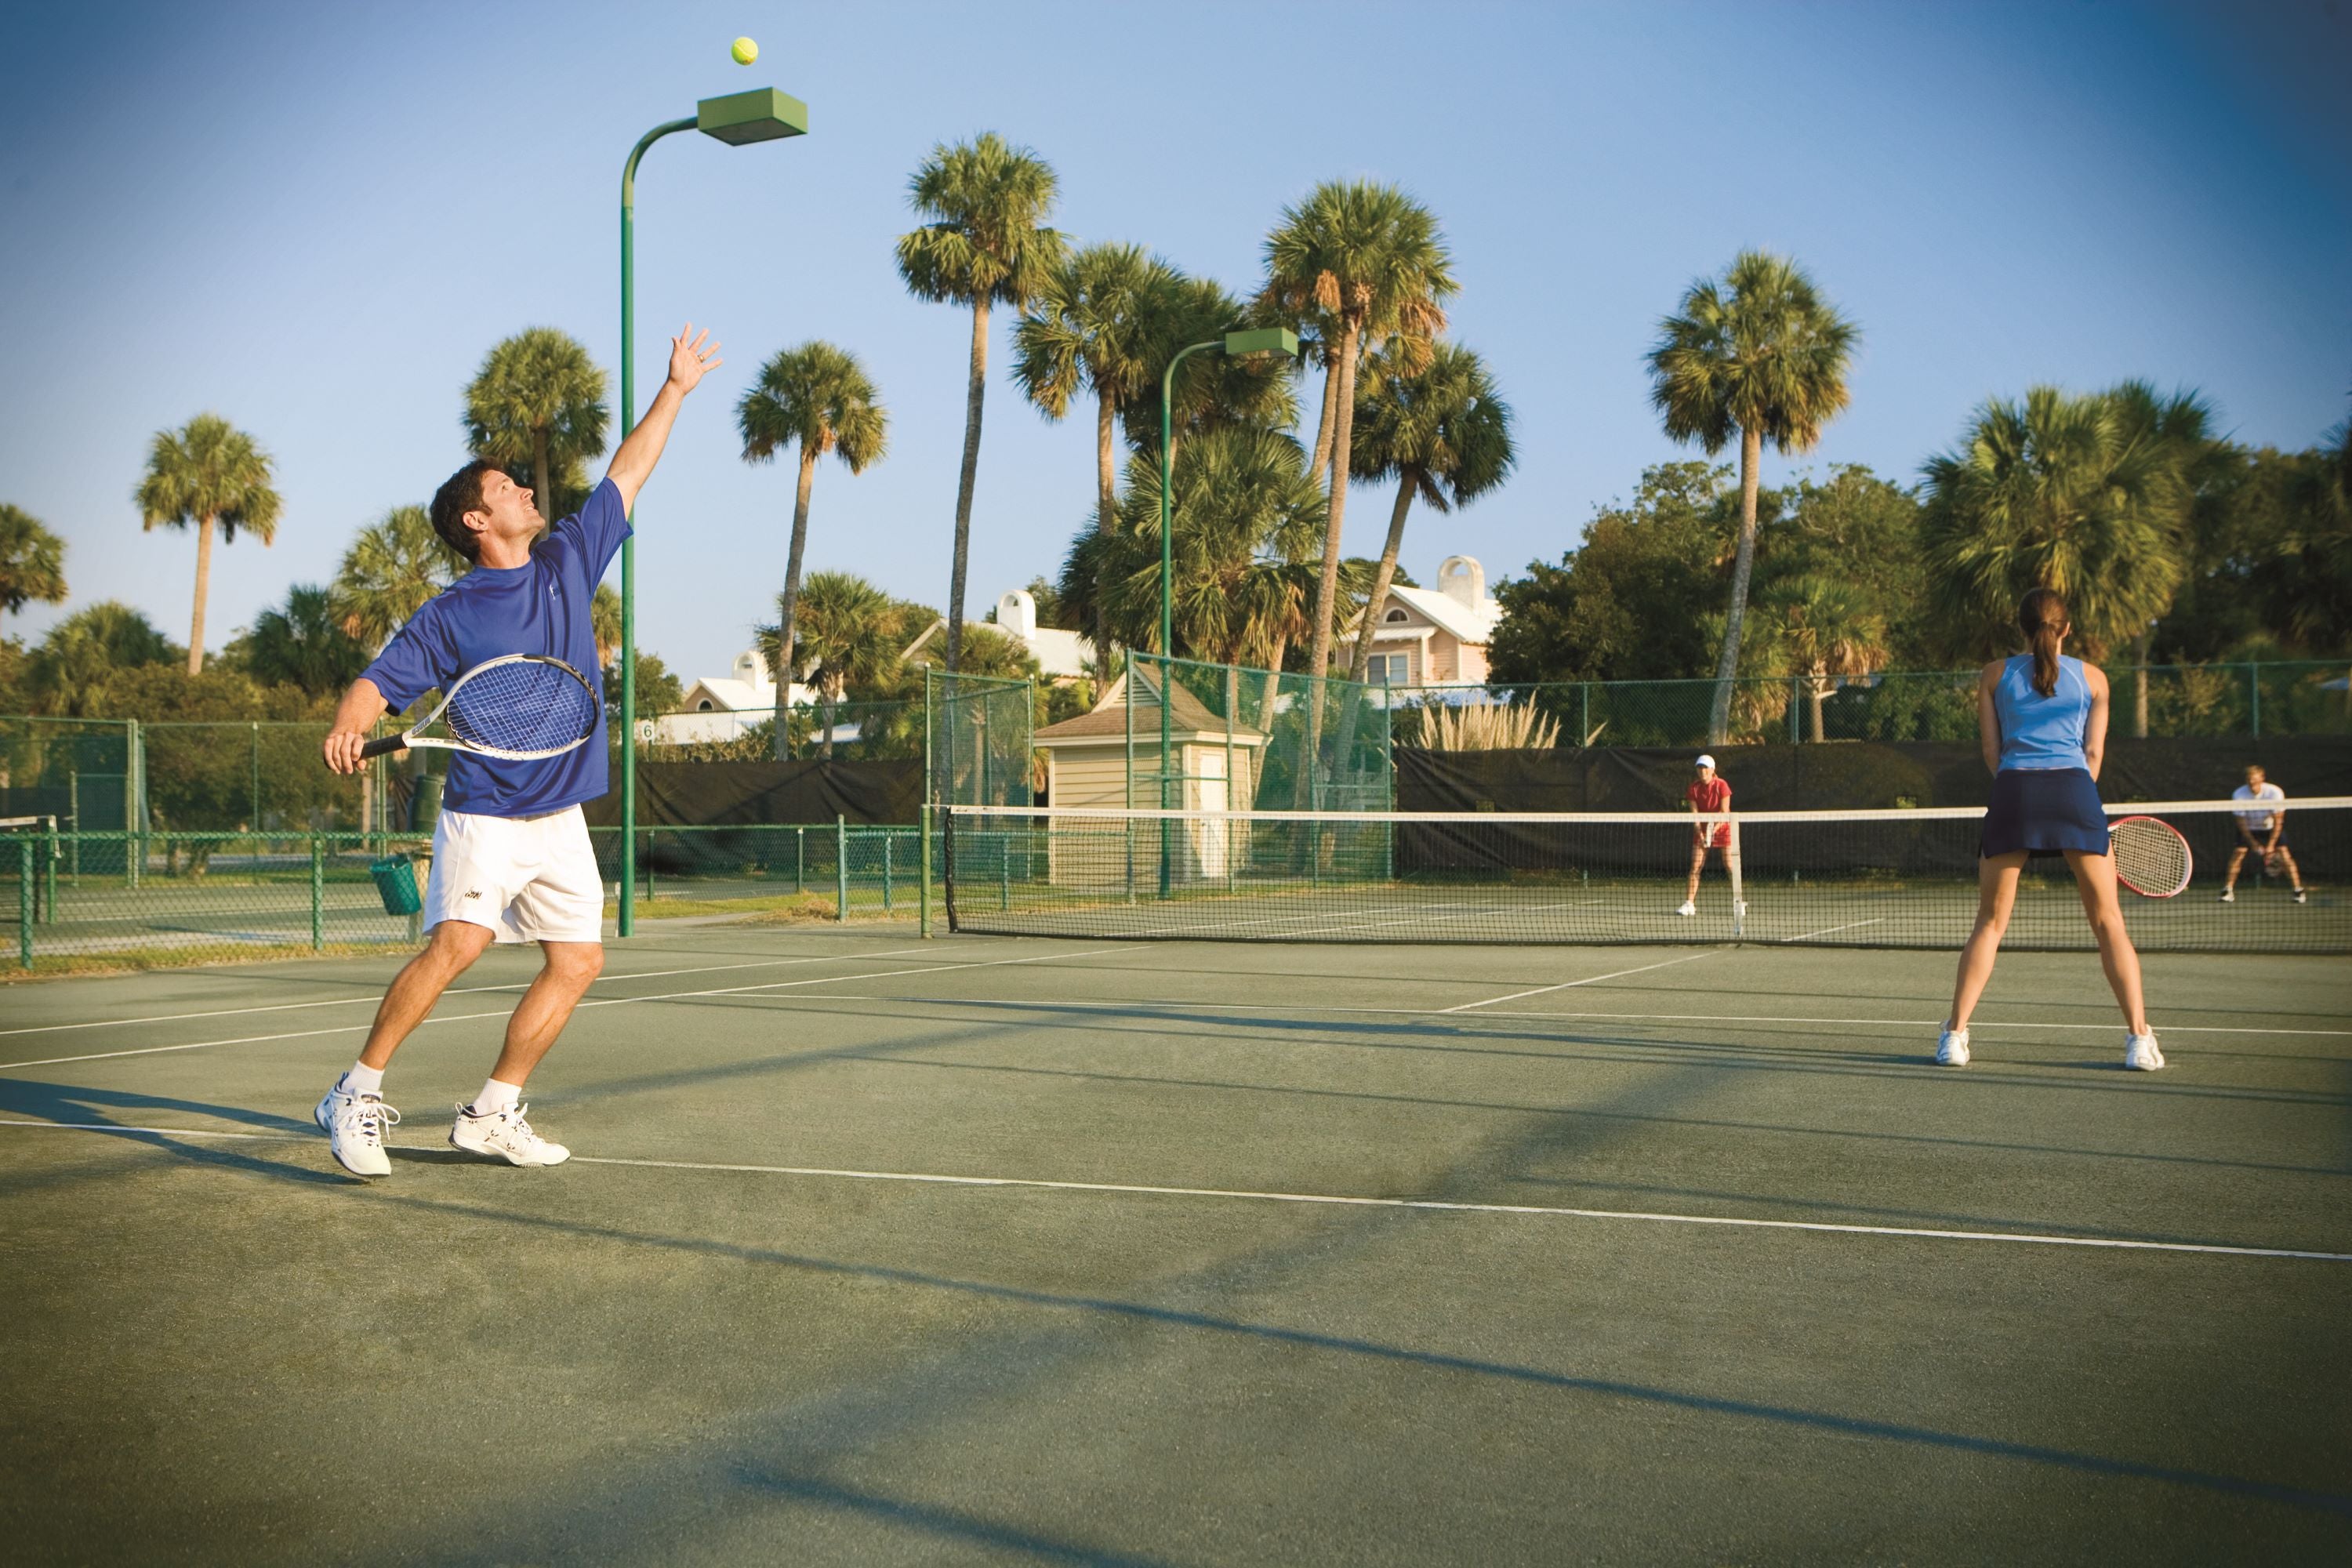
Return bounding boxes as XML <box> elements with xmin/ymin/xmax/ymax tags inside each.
<box><xmin>343</xmin><ymin>1062</ymin><xmax>385</xmax><ymax>1096</ymax></box>
<box><xmin>470</xmin><ymin>1078</ymin><xmax>521</xmax><ymax>1116</ymax></box>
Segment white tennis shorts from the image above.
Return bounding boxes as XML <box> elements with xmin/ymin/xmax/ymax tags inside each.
<box><xmin>424</xmin><ymin>804</ymin><xmax>604</xmax><ymax>945</ymax></box>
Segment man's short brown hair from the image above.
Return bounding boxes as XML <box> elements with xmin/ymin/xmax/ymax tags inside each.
<box><xmin>429</xmin><ymin>459</ymin><xmax>499</xmax><ymax>563</ymax></box>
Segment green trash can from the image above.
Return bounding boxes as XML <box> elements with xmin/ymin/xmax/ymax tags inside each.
<box><xmin>369</xmin><ymin>854</ymin><xmax>424</xmax><ymax>916</ymax></box>
<box><xmin>411</xmin><ymin>772</ymin><xmax>445</xmax><ymax>833</ymax></box>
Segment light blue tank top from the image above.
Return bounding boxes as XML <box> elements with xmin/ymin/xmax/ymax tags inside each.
<box><xmin>1994</xmin><ymin>654</ymin><xmax>2091</xmax><ymax>771</ymax></box>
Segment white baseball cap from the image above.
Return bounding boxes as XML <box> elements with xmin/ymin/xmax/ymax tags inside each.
<box><xmin>1694</xmin><ymin>753</ymin><xmax>1716</xmax><ymax>769</ymax></box>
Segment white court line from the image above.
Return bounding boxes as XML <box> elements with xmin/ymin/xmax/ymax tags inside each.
<box><xmin>1439</xmin><ymin>950</ymin><xmax>1719</xmax><ymax>1012</ymax></box>
<box><xmin>4</xmin><ymin>1120</ymin><xmax>2343</xmax><ymax>1262</ymax></box>
<box><xmin>0</xmin><ymin>946</ymin><xmax>948</xmax><ymax>1040</ymax></box>
<box><xmin>0</xmin><ymin>946</ymin><xmax>1125</xmax><ymax>1072</ymax></box>
<box><xmin>1780</xmin><ymin>917</ymin><xmax>1888</xmax><ymax>943</ymax></box>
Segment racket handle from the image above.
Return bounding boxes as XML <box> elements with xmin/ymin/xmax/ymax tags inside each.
<box><xmin>358</xmin><ymin>734</ymin><xmax>411</xmax><ymax>760</ymax></box>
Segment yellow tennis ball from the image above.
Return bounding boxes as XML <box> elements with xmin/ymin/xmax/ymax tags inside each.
<box><xmin>731</xmin><ymin>36</ymin><xmax>758</xmax><ymax>66</ymax></box>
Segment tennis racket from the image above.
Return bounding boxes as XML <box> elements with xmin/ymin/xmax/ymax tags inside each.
<box><xmin>360</xmin><ymin>654</ymin><xmax>601</xmax><ymax>760</ymax></box>
<box><xmin>2110</xmin><ymin>815</ymin><xmax>2193</xmax><ymax>898</ymax></box>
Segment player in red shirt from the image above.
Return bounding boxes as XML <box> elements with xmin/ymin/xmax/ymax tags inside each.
<box><xmin>1680</xmin><ymin>753</ymin><xmax>1741</xmax><ymax>917</ymax></box>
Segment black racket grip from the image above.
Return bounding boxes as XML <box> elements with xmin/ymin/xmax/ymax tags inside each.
<box><xmin>358</xmin><ymin>734</ymin><xmax>412</xmax><ymax>759</ymax></box>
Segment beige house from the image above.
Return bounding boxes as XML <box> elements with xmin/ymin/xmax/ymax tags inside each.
<box><xmin>1350</xmin><ymin>555</ymin><xmax>1503</xmax><ymax>687</ymax></box>
<box><xmin>1033</xmin><ymin>668</ymin><xmax>1265</xmax><ymax>884</ymax></box>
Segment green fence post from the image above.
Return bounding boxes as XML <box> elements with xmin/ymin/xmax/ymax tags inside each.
<box><xmin>17</xmin><ymin>836</ymin><xmax>32</xmax><ymax>968</ymax></box>
<box><xmin>1788</xmin><ymin>676</ymin><xmax>1801</xmax><ymax>742</ymax></box>
<box><xmin>2250</xmin><ymin>662</ymin><xmax>2261</xmax><ymax>739</ymax></box>
<box><xmin>881</xmin><ymin>829</ymin><xmax>894</xmax><ymax>912</ymax></box>
<box><xmin>836</xmin><ymin>815</ymin><xmax>848</xmax><ymax>920</ymax></box>
<box><xmin>795</xmin><ymin>826</ymin><xmax>805</xmax><ymax>893</ymax></box>
<box><xmin>919</xmin><ymin>805</ymin><xmax>934</xmax><ymax>938</ymax></box>
<box><xmin>42</xmin><ymin>820</ymin><xmax>58</xmax><ymax>925</ymax></box>
<box><xmin>310</xmin><ymin>835</ymin><xmax>325</xmax><ymax>950</ymax></box>
<box><xmin>250</xmin><ymin>721</ymin><xmax>260</xmax><ymax>831</ymax></box>
<box><xmin>125</xmin><ymin>717</ymin><xmax>142</xmax><ymax>891</ymax></box>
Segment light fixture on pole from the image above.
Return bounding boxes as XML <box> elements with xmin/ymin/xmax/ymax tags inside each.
<box><xmin>617</xmin><ymin>87</ymin><xmax>807</xmax><ymax>936</ymax></box>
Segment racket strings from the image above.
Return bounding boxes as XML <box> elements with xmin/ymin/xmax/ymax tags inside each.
<box><xmin>445</xmin><ymin>659</ymin><xmax>600</xmax><ymax>757</ymax></box>
<box><xmin>2111</xmin><ymin>817</ymin><xmax>2192</xmax><ymax>898</ymax></box>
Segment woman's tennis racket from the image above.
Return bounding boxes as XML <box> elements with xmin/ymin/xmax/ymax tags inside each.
<box><xmin>2110</xmin><ymin>815</ymin><xmax>2194</xmax><ymax>898</ymax></box>
<box><xmin>360</xmin><ymin>654</ymin><xmax>601</xmax><ymax>760</ymax></box>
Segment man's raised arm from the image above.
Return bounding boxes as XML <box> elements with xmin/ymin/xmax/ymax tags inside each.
<box><xmin>607</xmin><ymin>324</ymin><xmax>722</xmax><ymax>514</ymax></box>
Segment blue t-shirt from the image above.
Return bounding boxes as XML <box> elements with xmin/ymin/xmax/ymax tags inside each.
<box><xmin>1994</xmin><ymin>653</ymin><xmax>2092</xmax><ymax>771</ymax></box>
<box><xmin>361</xmin><ymin>478</ymin><xmax>627</xmax><ymax>817</ymax></box>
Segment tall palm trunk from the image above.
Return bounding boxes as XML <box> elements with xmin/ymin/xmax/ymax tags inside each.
<box><xmin>1707</xmin><ymin>426</ymin><xmax>1765</xmax><ymax>744</ymax></box>
<box><xmin>818</xmin><ymin>674</ymin><xmax>840</xmax><ymax>760</ymax></box>
<box><xmin>1347</xmin><ymin>474</ymin><xmax>1419</xmax><ymax>682</ymax></box>
<box><xmin>187</xmin><ymin>514</ymin><xmax>216</xmax><ymax>674</ymax></box>
<box><xmin>1308</xmin><ymin>355</ymin><xmax>1340</xmax><ymax>483</ymax></box>
<box><xmin>1092</xmin><ymin>390</ymin><xmax>1117</xmax><ymax>677</ymax></box>
<box><xmin>532</xmin><ymin>428</ymin><xmax>554</xmax><ymax>524</ymax></box>
<box><xmin>2132</xmin><ymin>629</ymin><xmax>2150</xmax><ymax>739</ymax></box>
<box><xmin>1809</xmin><ymin>673</ymin><xmax>1828</xmax><ymax>741</ymax></box>
<box><xmin>1300</xmin><ymin>318</ymin><xmax>1363</xmax><ymax>804</ymax></box>
<box><xmin>772</xmin><ymin>446</ymin><xmax>819</xmax><ymax>759</ymax></box>
<box><xmin>946</xmin><ymin>299</ymin><xmax>989</xmax><ymax>671</ymax></box>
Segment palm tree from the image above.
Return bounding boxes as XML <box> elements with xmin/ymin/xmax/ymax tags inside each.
<box><xmin>1753</xmin><ymin>574</ymin><xmax>1889</xmax><ymax>741</ymax></box>
<box><xmin>241</xmin><ymin>584</ymin><xmax>368</xmax><ymax>695</ymax></box>
<box><xmin>27</xmin><ymin>601</ymin><xmax>175</xmax><ymax>715</ymax></box>
<box><xmin>1647</xmin><ymin>251</ymin><xmax>1859</xmax><ymax>743</ymax></box>
<box><xmin>463</xmin><ymin>328</ymin><xmax>610</xmax><ymax>524</ymax></box>
<box><xmin>0</xmin><ymin>503</ymin><xmax>67</xmax><ymax>627</ymax></box>
<box><xmin>1920</xmin><ymin>386</ymin><xmax>2191</xmax><ymax>662</ymax></box>
<box><xmin>1344</xmin><ymin>342</ymin><xmax>1516</xmax><ymax>681</ymax></box>
<box><xmin>591</xmin><ymin>584</ymin><xmax>622</xmax><ymax>670</ymax></box>
<box><xmin>330</xmin><ymin>505</ymin><xmax>467</xmax><ymax>650</ymax></box>
<box><xmin>738</xmin><ymin>341</ymin><xmax>889</xmax><ymax>753</ymax></box>
<box><xmin>1013</xmin><ymin>242</ymin><xmax>1174</xmax><ymax>669</ymax></box>
<box><xmin>760</xmin><ymin>570</ymin><xmax>898</xmax><ymax>759</ymax></box>
<box><xmin>136</xmin><ymin>413</ymin><xmax>282</xmax><ymax>673</ymax></box>
<box><xmin>1134</xmin><ymin>278</ymin><xmax>1301</xmax><ymax>466</ymax></box>
<box><xmin>895</xmin><ymin>132</ymin><xmax>1065</xmax><ymax>671</ymax></box>
<box><xmin>1261</xmin><ymin>180</ymin><xmax>1457</xmax><ymax>686</ymax></box>
<box><xmin>2105</xmin><ymin>380</ymin><xmax>2219</xmax><ymax>735</ymax></box>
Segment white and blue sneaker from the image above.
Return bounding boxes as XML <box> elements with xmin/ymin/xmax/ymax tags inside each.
<box><xmin>1934</xmin><ymin>1025</ymin><xmax>1971</xmax><ymax>1067</ymax></box>
<box><xmin>2124</xmin><ymin>1033</ymin><xmax>2165</xmax><ymax>1072</ymax></box>
<box><xmin>314</xmin><ymin>1077</ymin><xmax>399</xmax><ymax>1178</ymax></box>
<box><xmin>448</xmin><ymin>1102</ymin><xmax>570</xmax><ymax>1167</ymax></box>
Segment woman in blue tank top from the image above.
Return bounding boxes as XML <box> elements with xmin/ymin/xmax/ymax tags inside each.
<box><xmin>1936</xmin><ymin>588</ymin><xmax>2163</xmax><ymax>1072</ymax></box>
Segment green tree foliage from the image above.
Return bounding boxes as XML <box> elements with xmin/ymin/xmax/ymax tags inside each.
<box><xmin>1060</xmin><ymin>427</ymin><xmax>1330</xmax><ymax>669</ymax></box>
<box><xmin>895</xmin><ymin>132</ymin><xmax>1066</xmax><ymax>671</ymax></box>
<box><xmin>1261</xmin><ymin>180</ymin><xmax>1457</xmax><ymax>684</ymax></box>
<box><xmin>0</xmin><ymin>503</ymin><xmax>68</xmax><ymax>625</ymax></box>
<box><xmin>1345</xmin><ymin>341</ymin><xmax>1515</xmax><ymax>680</ymax></box>
<box><xmin>463</xmin><ymin>328</ymin><xmax>610</xmax><ymax>525</ymax></box>
<box><xmin>27</xmin><ymin>601</ymin><xmax>178</xmax><ymax>715</ymax></box>
<box><xmin>738</xmin><ymin>340</ymin><xmax>888</xmax><ymax>753</ymax></box>
<box><xmin>607</xmin><ymin>651</ymin><xmax>684</xmax><ymax>718</ymax></box>
<box><xmin>233</xmin><ymin>584</ymin><xmax>369</xmax><ymax>695</ymax></box>
<box><xmin>1748</xmin><ymin>573</ymin><xmax>1892</xmax><ymax>741</ymax></box>
<box><xmin>330</xmin><ymin>505</ymin><xmax>468</xmax><ymax>650</ymax></box>
<box><xmin>756</xmin><ymin>570</ymin><xmax>900</xmax><ymax>759</ymax></box>
<box><xmin>1920</xmin><ymin>384</ymin><xmax>2199</xmax><ymax>660</ymax></box>
<box><xmin>1648</xmin><ymin>251</ymin><xmax>1858</xmax><ymax>742</ymax></box>
<box><xmin>136</xmin><ymin>413</ymin><xmax>281</xmax><ymax>674</ymax></box>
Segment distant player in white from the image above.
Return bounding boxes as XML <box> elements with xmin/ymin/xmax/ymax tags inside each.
<box><xmin>2219</xmin><ymin>764</ymin><xmax>2306</xmax><ymax>904</ymax></box>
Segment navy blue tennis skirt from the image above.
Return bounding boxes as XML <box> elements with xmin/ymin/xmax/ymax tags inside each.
<box><xmin>1981</xmin><ymin>767</ymin><xmax>2109</xmax><ymax>858</ymax></box>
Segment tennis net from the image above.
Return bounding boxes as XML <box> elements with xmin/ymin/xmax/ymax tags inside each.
<box><xmin>941</xmin><ymin>799</ymin><xmax>2352</xmax><ymax>953</ymax></box>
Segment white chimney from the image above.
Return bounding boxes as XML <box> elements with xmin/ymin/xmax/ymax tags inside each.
<box><xmin>1439</xmin><ymin>555</ymin><xmax>1485</xmax><ymax>607</ymax></box>
<box><xmin>732</xmin><ymin>649</ymin><xmax>775</xmax><ymax>690</ymax></box>
<box><xmin>996</xmin><ymin>589</ymin><xmax>1036</xmax><ymax>641</ymax></box>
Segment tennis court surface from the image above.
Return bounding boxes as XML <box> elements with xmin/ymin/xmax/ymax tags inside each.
<box><xmin>4</xmin><ymin>920</ymin><xmax>2347</xmax><ymax>1563</ymax></box>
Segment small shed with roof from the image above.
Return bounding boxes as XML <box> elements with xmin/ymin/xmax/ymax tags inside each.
<box><xmin>1033</xmin><ymin>669</ymin><xmax>1266</xmax><ymax>882</ymax></box>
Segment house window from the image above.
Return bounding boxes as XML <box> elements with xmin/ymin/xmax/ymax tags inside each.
<box><xmin>696</xmin><ymin>699</ymin><xmax>713</xmax><ymax>712</ymax></box>
<box><xmin>1383</xmin><ymin>607</ymin><xmax>1410</xmax><ymax>623</ymax></box>
<box><xmin>1370</xmin><ymin>652</ymin><xmax>1412</xmax><ymax>685</ymax></box>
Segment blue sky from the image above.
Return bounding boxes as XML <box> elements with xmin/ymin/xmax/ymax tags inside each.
<box><xmin>2</xmin><ymin>0</ymin><xmax>2346</xmax><ymax>687</ymax></box>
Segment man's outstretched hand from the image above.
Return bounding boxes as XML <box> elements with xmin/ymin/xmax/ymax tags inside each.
<box><xmin>667</xmin><ymin>324</ymin><xmax>722</xmax><ymax>394</ymax></box>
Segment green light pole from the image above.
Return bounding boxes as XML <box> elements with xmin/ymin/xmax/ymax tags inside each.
<box><xmin>1155</xmin><ymin>328</ymin><xmax>1298</xmax><ymax>895</ymax></box>
<box><xmin>619</xmin><ymin>87</ymin><xmax>806</xmax><ymax>936</ymax></box>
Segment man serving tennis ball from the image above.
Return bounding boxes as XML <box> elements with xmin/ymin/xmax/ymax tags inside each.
<box><xmin>313</xmin><ymin>324</ymin><xmax>721</xmax><ymax>1179</ymax></box>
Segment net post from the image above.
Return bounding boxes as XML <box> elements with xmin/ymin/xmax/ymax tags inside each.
<box><xmin>42</xmin><ymin>819</ymin><xmax>58</xmax><ymax>925</ymax></box>
<box><xmin>16</xmin><ymin>836</ymin><xmax>31</xmax><ymax>968</ymax></box>
<box><xmin>919</xmin><ymin>804</ymin><xmax>934</xmax><ymax>938</ymax></box>
<box><xmin>1728</xmin><ymin>818</ymin><xmax>1745</xmax><ymax>938</ymax></box>
<box><xmin>795</xmin><ymin>826</ymin><xmax>804</xmax><ymax>893</ymax></box>
<box><xmin>310</xmin><ymin>835</ymin><xmax>325</xmax><ymax>950</ymax></box>
<box><xmin>836</xmin><ymin>815</ymin><xmax>848</xmax><ymax>920</ymax></box>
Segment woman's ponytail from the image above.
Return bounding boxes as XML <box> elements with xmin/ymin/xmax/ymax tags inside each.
<box><xmin>2017</xmin><ymin>587</ymin><xmax>2067</xmax><ymax>698</ymax></box>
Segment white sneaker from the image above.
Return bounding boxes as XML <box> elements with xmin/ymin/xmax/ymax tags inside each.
<box><xmin>314</xmin><ymin>1078</ymin><xmax>399</xmax><ymax>1178</ymax></box>
<box><xmin>2294</xmin><ymin>889</ymin><xmax>2307</xmax><ymax>904</ymax></box>
<box><xmin>2217</xmin><ymin>888</ymin><xmax>2234</xmax><ymax>903</ymax></box>
<box><xmin>448</xmin><ymin>1102</ymin><xmax>571</xmax><ymax>1167</ymax></box>
<box><xmin>1934</xmin><ymin>1025</ymin><xmax>1970</xmax><ymax>1067</ymax></box>
<box><xmin>1675</xmin><ymin>900</ymin><xmax>1697</xmax><ymax>917</ymax></box>
<box><xmin>2124</xmin><ymin>1033</ymin><xmax>2165</xmax><ymax>1072</ymax></box>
